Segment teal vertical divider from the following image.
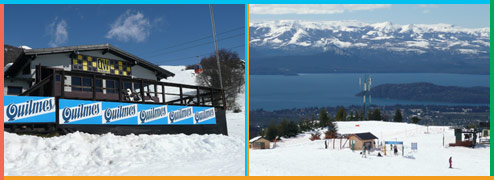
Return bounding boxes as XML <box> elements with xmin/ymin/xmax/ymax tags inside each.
<box><xmin>490</xmin><ymin>1</ymin><xmax>493</xmax><ymax>176</ymax></box>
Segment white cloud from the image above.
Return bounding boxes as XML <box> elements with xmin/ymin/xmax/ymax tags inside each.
<box><xmin>250</xmin><ymin>4</ymin><xmax>392</xmax><ymax>15</ymax></box>
<box><xmin>106</xmin><ymin>10</ymin><xmax>152</xmax><ymax>42</ymax></box>
<box><xmin>417</xmin><ymin>4</ymin><xmax>437</xmax><ymax>14</ymax></box>
<box><xmin>418</xmin><ymin>4</ymin><xmax>438</xmax><ymax>8</ymax></box>
<box><xmin>47</xmin><ymin>18</ymin><xmax>68</xmax><ymax>47</ymax></box>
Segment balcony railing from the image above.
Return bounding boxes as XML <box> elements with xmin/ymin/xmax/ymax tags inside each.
<box><xmin>21</xmin><ymin>68</ymin><xmax>226</xmax><ymax>109</ymax></box>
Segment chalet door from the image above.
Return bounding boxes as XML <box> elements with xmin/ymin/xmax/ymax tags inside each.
<box><xmin>40</xmin><ymin>67</ymin><xmax>61</xmax><ymax>96</ymax></box>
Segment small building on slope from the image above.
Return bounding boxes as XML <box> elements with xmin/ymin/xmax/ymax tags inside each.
<box><xmin>249</xmin><ymin>136</ymin><xmax>270</xmax><ymax>149</ymax></box>
<box><xmin>347</xmin><ymin>132</ymin><xmax>378</xmax><ymax>150</ymax></box>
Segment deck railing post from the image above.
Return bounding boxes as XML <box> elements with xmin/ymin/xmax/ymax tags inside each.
<box><xmin>179</xmin><ymin>85</ymin><xmax>184</xmax><ymax>105</ymax></box>
<box><xmin>162</xmin><ymin>83</ymin><xmax>166</xmax><ymax>104</ymax></box>
<box><xmin>52</xmin><ymin>69</ymin><xmax>56</xmax><ymax>97</ymax></box>
<box><xmin>196</xmin><ymin>87</ymin><xmax>200</xmax><ymax>105</ymax></box>
<box><xmin>118</xmin><ymin>77</ymin><xmax>123</xmax><ymax>101</ymax></box>
<box><xmin>154</xmin><ymin>82</ymin><xmax>158</xmax><ymax>101</ymax></box>
<box><xmin>92</xmin><ymin>74</ymin><xmax>96</xmax><ymax>100</ymax></box>
<box><xmin>61</xmin><ymin>71</ymin><xmax>65</xmax><ymax>98</ymax></box>
<box><xmin>210</xmin><ymin>87</ymin><xmax>215</xmax><ymax>107</ymax></box>
<box><xmin>140</xmin><ymin>80</ymin><xmax>145</xmax><ymax>103</ymax></box>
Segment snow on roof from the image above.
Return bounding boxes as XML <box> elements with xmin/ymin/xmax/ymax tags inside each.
<box><xmin>4</xmin><ymin>63</ymin><xmax>12</xmax><ymax>72</ymax></box>
<box><xmin>19</xmin><ymin>45</ymin><xmax>32</xmax><ymax>50</ymax></box>
<box><xmin>249</xmin><ymin>136</ymin><xmax>264</xmax><ymax>143</ymax></box>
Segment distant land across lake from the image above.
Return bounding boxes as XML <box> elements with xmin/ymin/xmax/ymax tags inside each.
<box><xmin>356</xmin><ymin>82</ymin><xmax>489</xmax><ymax>104</ymax></box>
<box><xmin>250</xmin><ymin>73</ymin><xmax>490</xmax><ymax>111</ymax></box>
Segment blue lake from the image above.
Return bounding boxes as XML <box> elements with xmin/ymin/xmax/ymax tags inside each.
<box><xmin>250</xmin><ymin>73</ymin><xmax>490</xmax><ymax>111</ymax></box>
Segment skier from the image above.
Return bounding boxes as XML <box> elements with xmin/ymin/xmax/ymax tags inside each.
<box><xmin>362</xmin><ymin>145</ymin><xmax>367</xmax><ymax>158</ymax></box>
<box><xmin>393</xmin><ymin>145</ymin><xmax>398</xmax><ymax>155</ymax></box>
<box><xmin>449</xmin><ymin>156</ymin><xmax>452</xmax><ymax>168</ymax></box>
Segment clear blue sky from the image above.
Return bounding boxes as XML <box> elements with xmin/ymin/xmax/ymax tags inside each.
<box><xmin>5</xmin><ymin>4</ymin><xmax>245</xmax><ymax>65</ymax></box>
<box><xmin>250</xmin><ymin>4</ymin><xmax>489</xmax><ymax>28</ymax></box>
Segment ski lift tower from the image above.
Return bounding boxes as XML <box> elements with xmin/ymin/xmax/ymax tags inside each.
<box><xmin>359</xmin><ymin>75</ymin><xmax>372</xmax><ymax>120</ymax></box>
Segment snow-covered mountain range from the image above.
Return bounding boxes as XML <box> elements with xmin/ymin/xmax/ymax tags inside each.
<box><xmin>250</xmin><ymin>20</ymin><xmax>490</xmax><ymax>55</ymax></box>
<box><xmin>249</xmin><ymin>20</ymin><xmax>490</xmax><ymax>75</ymax></box>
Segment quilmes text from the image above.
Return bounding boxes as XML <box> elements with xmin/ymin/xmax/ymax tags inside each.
<box><xmin>139</xmin><ymin>106</ymin><xmax>167</xmax><ymax>124</ymax></box>
<box><xmin>103</xmin><ymin>104</ymin><xmax>137</xmax><ymax>123</ymax></box>
<box><xmin>194</xmin><ymin>108</ymin><xmax>215</xmax><ymax>124</ymax></box>
<box><xmin>61</xmin><ymin>103</ymin><xmax>101</xmax><ymax>123</ymax></box>
<box><xmin>169</xmin><ymin>107</ymin><xmax>193</xmax><ymax>124</ymax></box>
<box><xmin>5</xmin><ymin>98</ymin><xmax>55</xmax><ymax>121</ymax></box>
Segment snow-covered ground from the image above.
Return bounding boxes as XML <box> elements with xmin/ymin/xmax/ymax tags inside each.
<box><xmin>4</xmin><ymin>66</ymin><xmax>246</xmax><ymax>176</ymax></box>
<box><xmin>249</xmin><ymin>121</ymin><xmax>489</xmax><ymax>176</ymax></box>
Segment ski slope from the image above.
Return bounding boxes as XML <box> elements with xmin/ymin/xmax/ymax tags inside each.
<box><xmin>249</xmin><ymin>121</ymin><xmax>489</xmax><ymax>176</ymax></box>
<box><xmin>4</xmin><ymin>66</ymin><xmax>246</xmax><ymax>176</ymax></box>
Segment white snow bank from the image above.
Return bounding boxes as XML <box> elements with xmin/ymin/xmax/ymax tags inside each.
<box><xmin>5</xmin><ymin>132</ymin><xmax>244</xmax><ymax>176</ymax></box>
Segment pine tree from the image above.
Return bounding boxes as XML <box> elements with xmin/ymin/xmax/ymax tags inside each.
<box><xmin>265</xmin><ymin>121</ymin><xmax>278</xmax><ymax>141</ymax></box>
<box><xmin>360</xmin><ymin>109</ymin><xmax>365</xmax><ymax>120</ymax></box>
<box><xmin>278</xmin><ymin>118</ymin><xmax>289</xmax><ymax>138</ymax></box>
<box><xmin>319</xmin><ymin>109</ymin><xmax>329</xmax><ymax>127</ymax></box>
<box><xmin>349</xmin><ymin>111</ymin><xmax>355</xmax><ymax>121</ymax></box>
<box><xmin>354</xmin><ymin>110</ymin><xmax>360</xmax><ymax>121</ymax></box>
<box><xmin>298</xmin><ymin>118</ymin><xmax>306</xmax><ymax>132</ymax></box>
<box><xmin>394</xmin><ymin>108</ymin><xmax>403</xmax><ymax>122</ymax></box>
<box><xmin>411</xmin><ymin>116</ymin><xmax>421</xmax><ymax>124</ymax></box>
<box><xmin>371</xmin><ymin>108</ymin><xmax>382</xmax><ymax>120</ymax></box>
<box><xmin>310</xmin><ymin>114</ymin><xmax>316</xmax><ymax>129</ymax></box>
<box><xmin>335</xmin><ymin>107</ymin><xmax>347</xmax><ymax>121</ymax></box>
<box><xmin>287</xmin><ymin>120</ymin><xmax>299</xmax><ymax>137</ymax></box>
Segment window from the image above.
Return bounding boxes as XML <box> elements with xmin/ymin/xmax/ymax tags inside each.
<box><xmin>71</xmin><ymin>76</ymin><xmax>82</xmax><ymax>91</ymax></box>
<box><xmin>106</xmin><ymin>79</ymin><xmax>119</xmax><ymax>94</ymax></box>
<box><xmin>95</xmin><ymin>79</ymin><xmax>103</xmax><ymax>92</ymax></box>
<box><xmin>7</xmin><ymin>86</ymin><xmax>22</xmax><ymax>95</ymax></box>
<box><xmin>123</xmin><ymin>82</ymin><xmax>132</xmax><ymax>91</ymax></box>
<box><xmin>71</xmin><ymin>76</ymin><xmax>92</xmax><ymax>92</ymax></box>
<box><xmin>134</xmin><ymin>83</ymin><xmax>141</xmax><ymax>93</ymax></box>
<box><xmin>82</xmin><ymin>77</ymin><xmax>92</xmax><ymax>92</ymax></box>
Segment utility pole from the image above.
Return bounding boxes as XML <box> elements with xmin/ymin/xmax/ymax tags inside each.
<box><xmin>209</xmin><ymin>4</ymin><xmax>223</xmax><ymax>90</ymax></box>
<box><xmin>359</xmin><ymin>75</ymin><xmax>372</xmax><ymax>120</ymax></box>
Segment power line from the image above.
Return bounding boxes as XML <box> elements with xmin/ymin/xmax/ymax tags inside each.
<box><xmin>145</xmin><ymin>33</ymin><xmax>244</xmax><ymax>59</ymax></box>
<box><xmin>141</xmin><ymin>26</ymin><xmax>244</xmax><ymax>55</ymax></box>
<box><xmin>154</xmin><ymin>44</ymin><xmax>244</xmax><ymax>64</ymax></box>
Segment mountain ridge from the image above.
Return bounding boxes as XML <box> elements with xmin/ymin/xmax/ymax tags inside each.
<box><xmin>250</xmin><ymin>20</ymin><xmax>490</xmax><ymax>75</ymax></box>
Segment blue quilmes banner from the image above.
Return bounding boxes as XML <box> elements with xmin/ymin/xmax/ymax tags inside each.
<box><xmin>4</xmin><ymin>96</ymin><xmax>56</xmax><ymax>123</ymax></box>
<box><xmin>59</xmin><ymin>99</ymin><xmax>216</xmax><ymax>125</ymax></box>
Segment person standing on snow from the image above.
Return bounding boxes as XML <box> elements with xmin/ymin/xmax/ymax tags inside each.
<box><xmin>449</xmin><ymin>156</ymin><xmax>453</xmax><ymax>168</ymax></box>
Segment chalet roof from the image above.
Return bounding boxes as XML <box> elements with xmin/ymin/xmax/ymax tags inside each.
<box><xmin>350</xmin><ymin>132</ymin><xmax>378</xmax><ymax>140</ymax></box>
<box><xmin>4</xmin><ymin>44</ymin><xmax>23</xmax><ymax>66</ymax></box>
<box><xmin>249</xmin><ymin>136</ymin><xmax>266</xmax><ymax>143</ymax></box>
<box><xmin>5</xmin><ymin>43</ymin><xmax>175</xmax><ymax>79</ymax></box>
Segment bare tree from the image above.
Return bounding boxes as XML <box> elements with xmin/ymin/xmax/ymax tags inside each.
<box><xmin>196</xmin><ymin>49</ymin><xmax>245</xmax><ymax>110</ymax></box>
